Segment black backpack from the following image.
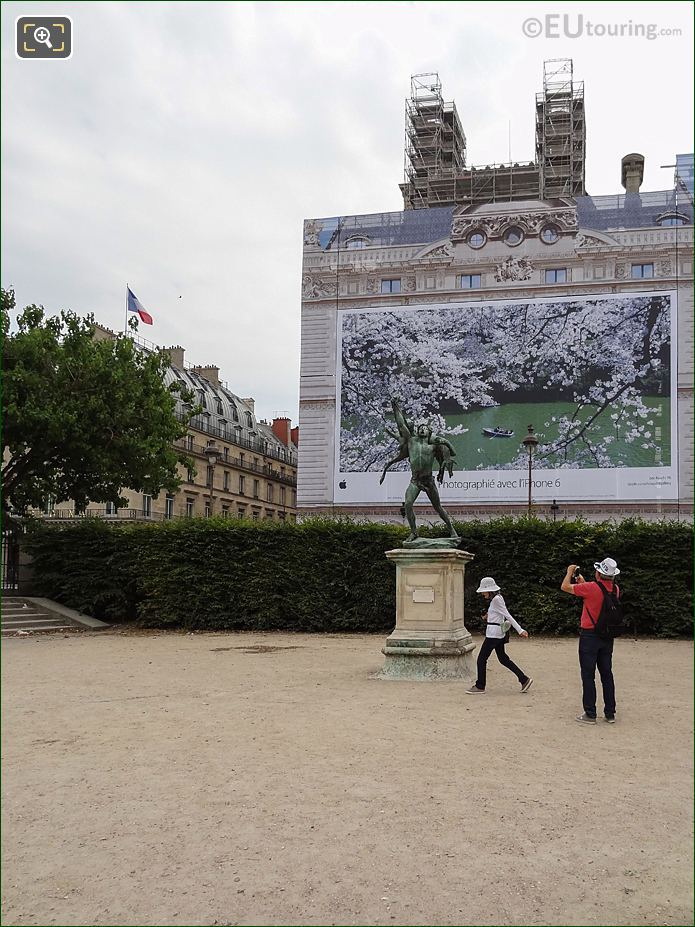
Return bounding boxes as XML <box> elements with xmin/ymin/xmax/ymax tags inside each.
<box><xmin>588</xmin><ymin>580</ymin><xmax>624</xmax><ymax>639</ymax></box>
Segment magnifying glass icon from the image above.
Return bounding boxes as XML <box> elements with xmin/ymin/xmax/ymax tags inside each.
<box><xmin>33</xmin><ymin>26</ymin><xmax>53</xmax><ymax>49</ymax></box>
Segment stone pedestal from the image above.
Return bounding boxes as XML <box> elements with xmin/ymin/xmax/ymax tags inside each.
<box><xmin>379</xmin><ymin>548</ymin><xmax>476</xmax><ymax>680</ymax></box>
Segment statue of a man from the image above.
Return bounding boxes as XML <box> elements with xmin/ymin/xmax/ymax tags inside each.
<box><xmin>379</xmin><ymin>398</ymin><xmax>458</xmax><ymax>542</ymax></box>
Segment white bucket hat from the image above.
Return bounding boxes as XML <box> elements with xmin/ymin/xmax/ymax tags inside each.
<box><xmin>594</xmin><ymin>557</ymin><xmax>620</xmax><ymax>577</ymax></box>
<box><xmin>476</xmin><ymin>576</ymin><xmax>501</xmax><ymax>593</ymax></box>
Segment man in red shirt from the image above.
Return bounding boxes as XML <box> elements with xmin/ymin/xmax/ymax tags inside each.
<box><xmin>561</xmin><ymin>558</ymin><xmax>620</xmax><ymax>724</ymax></box>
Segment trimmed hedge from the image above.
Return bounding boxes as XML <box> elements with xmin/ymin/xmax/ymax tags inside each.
<box><xmin>24</xmin><ymin>517</ymin><xmax>693</xmax><ymax>637</ymax></box>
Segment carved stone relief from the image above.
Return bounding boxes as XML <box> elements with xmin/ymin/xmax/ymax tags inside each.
<box><xmin>494</xmin><ymin>256</ymin><xmax>534</xmax><ymax>282</ymax></box>
<box><xmin>303</xmin><ymin>219</ymin><xmax>323</xmax><ymax>249</ymax></box>
<box><xmin>422</xmin><ymin>242</ymin><xmax>454</xmax><ymax>259</ymax></box>
<box><xmin>451</xmin><ymin>209</ymin><xmax>578</xmax><ymax>242</ymax></box>
<box><xmin>658</xmin><ymin>259</ymin><xmax>673</xmax><ymax>276</ymax></box>
<box><xmin>302</xmin><ymin>273</ymin><xmax>337</xmax><ymax>299</ymax></box>
<box><xmin>575</xmin><ymin>233</ymin><xmax>607</xmax><ymax>249</ymax></box>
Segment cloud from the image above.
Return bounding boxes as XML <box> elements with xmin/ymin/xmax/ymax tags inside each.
<box><xmin>2</xmin><ymin>0</ymin><xmax>693</xmax><ymax>421</ymax></box>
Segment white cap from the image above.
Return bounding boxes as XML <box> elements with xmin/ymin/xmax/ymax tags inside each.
<box><xmin>594</xmin><ymin>557</ymin><xmax>620</xmax><ymax>577</ymax></box>
<box><xmin>476</xmin><ymin>577</ymin><xmax>501</xmax><ymax>593</ymax></box>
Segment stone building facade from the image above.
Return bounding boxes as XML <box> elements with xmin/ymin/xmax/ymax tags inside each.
<box><xmin>298</xmin><ymin>160</ymin><xmax>693</xmax><ymax>523</ymax></box>
<box><xmin>49</xmin><ymin>331</ymin><xmax>299</xmax><ymax>522</ymax></box>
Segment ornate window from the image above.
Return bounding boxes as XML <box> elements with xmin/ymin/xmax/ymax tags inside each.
<box><xmin>468</xmin><ymin>231</ymin><xmax>486</xmax><ymax>249</ymax></box>
<box><xmin>503</xmin><ymin>226</ymin><xmax>524</xmax><ymax>247</ymax></box>
<box><xmin>458</xmin><ymin>274</ymin><xmax>481</xmax><ymax>289</ymax></box>
<box><xmin>540</xmin><ymin>225</ymin><xmax>560</xmax><ymax>244</ymax></box>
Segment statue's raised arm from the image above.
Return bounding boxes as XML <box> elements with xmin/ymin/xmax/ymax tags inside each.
<box><xmin>391</xmin><ymin>398</ymin><xmax>413</xmax><ymax>439</ymax></box>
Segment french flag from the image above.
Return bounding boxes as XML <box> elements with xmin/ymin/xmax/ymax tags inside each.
<box><xmin>127</xmin><ymin>287</ymin><xmax>153</xmax><ymax>325</ymax></box>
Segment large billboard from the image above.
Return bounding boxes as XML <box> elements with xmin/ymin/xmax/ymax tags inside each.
<box><xmin>335</xmin><ymin>291</ymin><xmax>677</xmax><ymax>505</ymax></box>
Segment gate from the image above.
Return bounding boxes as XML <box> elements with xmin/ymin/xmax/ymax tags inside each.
<box><xmin>1</xmin><ymin>519</ymin><xmax>21</xmax><ymax>592</ymax></box>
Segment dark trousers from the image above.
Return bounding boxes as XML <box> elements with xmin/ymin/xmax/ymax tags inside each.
<box><xmin>578</xmin><ymin>630</ymin><xmax>616</xmax><ymax>719</ymax></box>
<box><xmin>475</xmin><ymin>637</ymin><xmax>528</xmax><ymax>690</ymax></box>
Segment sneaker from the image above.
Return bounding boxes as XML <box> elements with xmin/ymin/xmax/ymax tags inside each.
<box><xmin>465</xmin><ymin>685</ymin><xmax>485</xmax><ymax>694</ymax></box>
<box><xmin>575</xmin><ymin>713</ymin><xmax>597</xmax><ymax>724</ymax></box>
<box><xmin>521</xmin><ymin>677</ymin><xmax>533</xmax><ymax>693</ymax></box>
<box><xmin>605</xmin><ymin>715</ymin><xmax>616</xmax><ymax>723</ymax></box>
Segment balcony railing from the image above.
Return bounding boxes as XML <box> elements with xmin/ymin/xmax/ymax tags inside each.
<box><xmin>48</xmin><ymin>508</ymin><xmax>171</xmax><ymax>521</ymax></box>
<box><xmin>177</xmin><ymin>438</ymin><xmax>297</xmax><ymax>486</ymax></box>
<box><xmin>176</xmin><ymin>411</ymin><xmax>297</xmax><ymax>466</ymax></box>
<box><xmin>47</xmin><ymin>506</ymin><xmax>295</xmax><ymax>522</ymax></box>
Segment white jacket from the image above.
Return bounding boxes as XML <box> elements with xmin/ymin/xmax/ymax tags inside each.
<box><xmin>484</xmin><ymin>593</ymin><xmax>525</xmax><ymax>639</ymax></box>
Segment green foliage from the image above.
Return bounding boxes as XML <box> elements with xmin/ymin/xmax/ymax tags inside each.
<box><xmin>24</xmin><ymin>517</ymin><xmax>692</xmax><ymax>637</ymax></box>
<box><xmin>1</xmin><ymin>289</ymin><xmax>194</xmax><ymax>514</ymax></box>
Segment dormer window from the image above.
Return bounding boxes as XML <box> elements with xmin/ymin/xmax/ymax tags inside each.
<box><xmin>346</xmin><ymin>237</ymin><xmax>369</xmax><ymax>250</ymax></box>
<box><xmin>245</xmin><ymin>412</ymin><xmax>253</xmax><ymax>428</ymax></box>
<box><xmin>657</xmin><ymin>214</ymin><xmax>687</xmax><ymax>227</ymax></box>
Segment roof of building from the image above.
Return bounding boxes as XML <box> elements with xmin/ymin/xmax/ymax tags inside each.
<box><xmin>576</xmin><ymin>190</ymin><xmax>693</xmax><ymax>231</ymax></box>
<box><xmin>322</xmin><ymin>206</ymin><xmax>455</xmax><ymax>250</ymax></box>
<box><xmin>308</xmin><ymin>184</ymin><xmax>692</xmax><ymax>250</ymax></box>
<box><xmin>164</xmin><ymin>365</ymin><xmax>296</xmax><ymax>464</ymax></box>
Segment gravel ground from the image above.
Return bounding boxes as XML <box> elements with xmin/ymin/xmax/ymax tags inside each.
<box><xmin>1</xmin><ymin>630</ymin><xmax>692</xmax><ymax>927</ymax></box>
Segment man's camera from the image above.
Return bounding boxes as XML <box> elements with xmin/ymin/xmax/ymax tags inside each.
<box><xmin>570</xmin><ymin>567</ymin><xmax>581</xmax><ymax>585</ymax></box>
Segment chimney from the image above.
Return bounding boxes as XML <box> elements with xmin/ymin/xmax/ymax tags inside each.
<box><xmin>164</xmin><ymin>345</ymin><xmax>185</xmax><ymax>368</ymax></box>
<box><xmin>192</xmin><ymin>365</ymin><xmax>220</xmax><ymax>386</ymax></box>
<box><xmin>91</xmin><ymin>323</ymin><xmax>117</xmax><ymax>342</ymax></box>
<box><xmin>291</xmin><ymin>426</ymin><xmax>299</xmax><ymax>447</ymax></box>
<box><xmin>242</xmin><ymin>397</ymin><xmax>255</xmax><ymax>413</ymax></box>
<box><xmin>272</xmin><ymin>416</ymin><xmax>291</xmax><ymax>447</ymax></box>
<box><xmin>621</xmin><ymin>153</ymin><xmax>645</xmax><ymax>193</ymax></box>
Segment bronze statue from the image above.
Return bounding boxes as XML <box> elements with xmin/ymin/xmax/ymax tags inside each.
<box><xmin>379</xmin><ymin>398</ymin><xmax>458</xmax><ymax>542</ymax></box>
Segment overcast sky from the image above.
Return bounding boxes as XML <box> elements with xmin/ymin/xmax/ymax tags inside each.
<box><xmin>2</xmin><ymin>1</ymin><xmax>693</xmax><ymax>423</ymax></box>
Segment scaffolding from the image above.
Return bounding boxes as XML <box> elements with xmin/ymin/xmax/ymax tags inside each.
<box><xmin>400</xmin><ymin>60</ymin><xmax>587</xmax><ymax>209</ymax></box>
<box><xmin>400</xmin><ymin>73</ymin><xmax>466</xmax><ymax>209</ymax></box>
<box><xmin>535</xmin><ymin>59</ymin><xmax>586</xmax><ymax>198</ymax></box>
<box><xmin>453</xmin><ymin>161</ymin><xmax>540</xmax><ymax>208</ymax></box>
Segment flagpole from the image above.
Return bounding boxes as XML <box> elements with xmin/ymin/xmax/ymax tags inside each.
<box><xmin>124</xmin><ymin>284</ymin><xmax>129</xmax><ymax>336</ymax></box>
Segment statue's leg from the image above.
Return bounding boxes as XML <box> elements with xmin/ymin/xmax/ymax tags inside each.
<box><xmin>426</xmin><ymin>484</ymin><xmax>458</xmax><ymax>537</ymax></box>
<box><xmin>404</xmin><ymin>482</ymin><xmax>420</xmax><ymax>540</ymax></box>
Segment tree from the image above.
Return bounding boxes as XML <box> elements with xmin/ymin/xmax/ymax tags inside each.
<box><xmin>2</xmin><ymin>288</ymin><xmax>195</xmax><ymax>515</ymax></box>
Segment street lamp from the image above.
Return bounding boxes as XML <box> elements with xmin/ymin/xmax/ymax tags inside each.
<box><xmin>550</xmin><ymin>499</ymin><xmax>560</xmax><ymax>523</ymax></box>
<box><xmin>204</xmin><ymin>441</ymin><xmax>219</xmax><ymax>516</ymax></box>
<box><xmin>521</xmin><ymin>424</ymin><xmax>538</xmax><ymax>517</ymax></box>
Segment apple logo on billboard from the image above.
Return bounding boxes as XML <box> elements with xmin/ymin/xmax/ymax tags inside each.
<box><xmin>339</xmin><ymin>480</ymin><xmax>347</xmax><ymax>489</ymax></box>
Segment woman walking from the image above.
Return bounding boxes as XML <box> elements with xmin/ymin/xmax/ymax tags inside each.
<box><xmin>466</xmin><ymin>577</ymin><xmax>533</xmax><ymax>694</ymax></box>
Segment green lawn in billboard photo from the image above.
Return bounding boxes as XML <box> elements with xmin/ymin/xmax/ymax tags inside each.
<box><xmin>341</xmin><ymin>396</ymin><xmax>670</xmax><ymax>472</ymax></box>
<box><xmin>443</xmin><ymin>396</ymin><xmax>670</xmax><ymax>470</ymax></box>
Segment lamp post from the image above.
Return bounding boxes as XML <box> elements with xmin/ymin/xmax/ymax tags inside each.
<box><xmin>521</xmin><ymin>424</ymin><xmax>538</xmax><ymax>517</ymax></box>
<box><xmin>550</xmin><ymin>499</ymin><xmax>560</xmax><ymax>523</ymax></box>
<box><xmin>204</xmin><ymin>441</ymin><xmax>219</xmax><ymax>516</ymax></box>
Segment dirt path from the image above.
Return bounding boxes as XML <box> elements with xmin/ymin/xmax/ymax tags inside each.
<box><xmin>1</xmin><ymin>632</ymin><xmax>692</xmax><ymax>926</ymax></box>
